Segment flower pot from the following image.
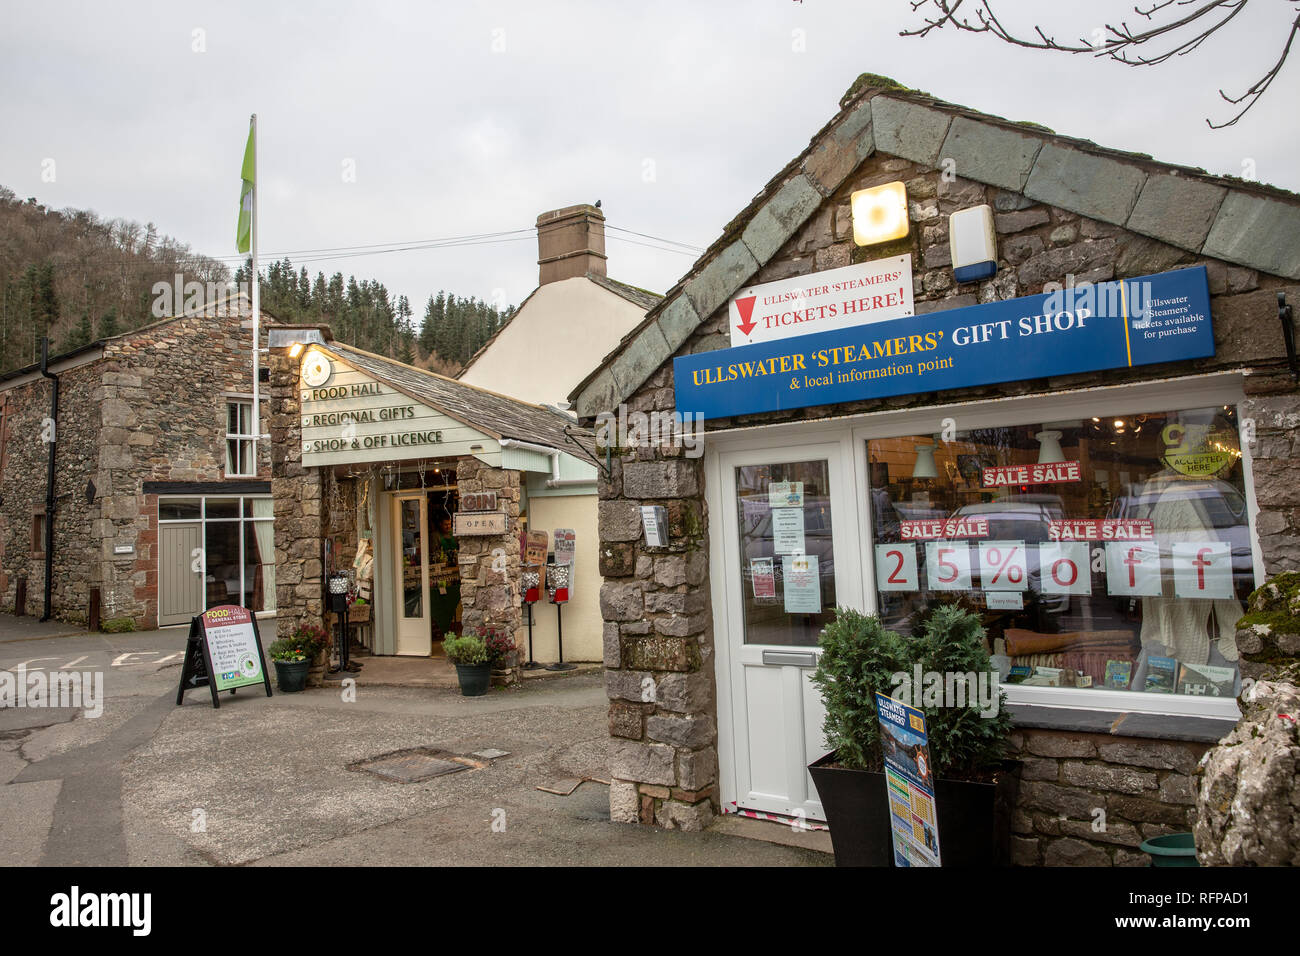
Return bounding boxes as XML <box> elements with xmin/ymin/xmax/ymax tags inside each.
<box><xmin>809</xmin><ymin>751</ymin><xmax>1020</xmax><ymax>866</ymax></box>
<box><xmin>454</xmin><ymin>663</ymin><xmax>491</xmax><ymax>697</ymax></box>
<box><xmin>274</xmin><ymin>658</ymin><xmax>311</xmax><ymax>693</ymax></box>
<box><xmin>1140</xmin><ymin>832</ymin><xmax>1199</xmax><ymax>867</ymax></box>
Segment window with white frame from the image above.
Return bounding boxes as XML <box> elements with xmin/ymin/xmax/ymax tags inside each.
<box><xmin>867</xmin><ymin>401</ymin><xmax>1254</xmax><ymax>705</ymax></box>
<box><xmin>225</xmin><ymin>401</ymin><xmax>257</xmax><ymax>477</ymax></box>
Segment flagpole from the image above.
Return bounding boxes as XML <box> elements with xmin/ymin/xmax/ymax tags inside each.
<box><xmin>250</xmin><ymin>113</ymin><xmax>261</xmax><ymax>445</ymax></box>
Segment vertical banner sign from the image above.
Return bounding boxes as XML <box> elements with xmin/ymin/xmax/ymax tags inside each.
<box><xmin>176</xmin><ymin>604</ymin><xmax>272</xmax><ymax>708</ymax></box>
<box><xmin>875</xmin><ymin>693</ymin><xmax>941</xmax><ymax>867</ymax></box>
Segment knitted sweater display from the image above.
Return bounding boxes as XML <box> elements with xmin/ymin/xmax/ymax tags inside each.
<box><xmin>1136</xmin><ymin>473</ymin><xmax>1242</xmax><ymax>665</ymax></box>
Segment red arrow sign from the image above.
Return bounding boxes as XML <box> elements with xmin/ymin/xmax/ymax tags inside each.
<box><xmin>734</xmin><ymin>296</ymin><xmax>758</xmax><ymax>337</ymax></box>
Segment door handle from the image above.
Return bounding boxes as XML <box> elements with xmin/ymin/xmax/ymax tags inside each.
<box><xmin>762</xmin><ymin>649</ymin><xmax>818</xmax><ymax>667</ymax></box>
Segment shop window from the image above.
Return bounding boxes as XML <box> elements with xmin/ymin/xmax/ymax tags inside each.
<box><xmin>735</xmin><ymin>459</ymin><xmax>837</xmax><ymax>647</ymax></box>
<box><xmin>225</xmin><ymin>401</ymin><xmax>256</xmax><ymax>477</ymax></box>
<box><xmin>157</xmin><ymin>495</ymin><xmax>276</xmax><ymax>614</ymax></box>
<box><xmin>867</xmin><ymin>405</ymin><xmax>1252</xmax><ymax>701</ymax></box>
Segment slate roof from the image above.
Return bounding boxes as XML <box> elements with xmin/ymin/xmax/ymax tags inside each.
<box><xmin>323</xmin><ymin>341</ymin><xmax>597</xmax><ymax>466</ymax></box>
<box><xmin>457</xmin><ymin>272</ymin><xmax>662</xmax><ymax>378</ymax></box>
<box><xmin>568</xmin><ymin>78</ymin><xmax>1300</xmax><ymax>420</ymax></box>
<box><xmin>585</xmin><ymin>273</ymin><xmax>664</xmax><ymax>311</ymax></box>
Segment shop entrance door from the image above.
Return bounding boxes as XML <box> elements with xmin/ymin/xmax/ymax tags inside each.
<box><xmin>391</xmin><ymin>492</ymin><xmax>431</xmax><ymax>656</ymax></box>
<box><xmin>713</xmin><ymin>439</ymin><xmax>861</xmax><ymax>821</ymax></box>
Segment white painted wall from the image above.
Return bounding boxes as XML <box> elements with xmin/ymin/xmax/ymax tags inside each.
<box><xmin>519</xmin><ymin>488</ymin><xmax>603</xmax><ymax>663</ymax></box>
<box><xmin>459</xmin><ymin>276</ymin><xmax>650</xmax><ymax>407</ymax></box>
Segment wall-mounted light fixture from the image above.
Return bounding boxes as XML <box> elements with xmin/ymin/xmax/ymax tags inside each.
<box><xmin>288</xmin><ymin>342</ymin><xmax>304</xmax><ymax>358</ymax></box>
<box><xmin>851</xmin><ymin>181</ymin><xmax>909</xmax><ymax>246</ymax></box>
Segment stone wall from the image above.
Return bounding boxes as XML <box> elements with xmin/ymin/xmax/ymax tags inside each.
<box><xmin>593</xmin><ymin>143</ymin><xmax>1300</xmax><ymax>841</ymax></box>
<box><xmin>1007</xmin><ymin>728</ymin><xmax>1205</xmax><ymax>866</ymax></box>
<box><xmin>269</xmin><ymin>346</ymin><xmax>327</xmax><ymax>636</ymax></box>
<box><xmin>600</xmin><ymin>448</ymin><xmax>717</xmax><ymax>829</ymax></box>
<box><xmin>0</xmin><ymin>307</ymin><xmax>272</xmax><ymax>627</ymax></box>
<box><xmin>456</xmin><ymin>455</ymin><xmax>523</xmax><ymax>656</ymax></box>
<box><xmin>0</xmin><ymin>360</ymin><xmax>101</xmax><ymax>621</ymax></box>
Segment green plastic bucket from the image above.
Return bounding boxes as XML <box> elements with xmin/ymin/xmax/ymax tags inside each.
<box><xmin>1139</xmin><ymin>832</ymin><xmax>1199</xmax><ymax>867</ymax></box>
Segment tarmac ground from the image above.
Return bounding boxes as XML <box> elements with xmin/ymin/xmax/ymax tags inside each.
<box><xmin>0</xmin><ymin>614</ymin><xmax>832</xmax><ymax>867</ymax></box>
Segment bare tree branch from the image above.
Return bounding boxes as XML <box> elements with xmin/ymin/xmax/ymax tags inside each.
<box><xmin>901</xmin><ymin>0</ymin><xmax>1297</xmax><ymax>127</ymax></box>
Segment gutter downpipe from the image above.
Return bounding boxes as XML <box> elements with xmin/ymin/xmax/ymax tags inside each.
<box><xmin>498</xmin><ymin>438</ymin><xmax>594</xmax><ymax>488</ymax></box>
<box><xmin>39</xmin><ymin>337</ymin><xmax>58</xmax><ymax>621</ymax></box>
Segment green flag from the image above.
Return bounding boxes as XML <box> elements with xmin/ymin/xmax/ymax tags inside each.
<box><xmin>236</xmin><ymin>119</ymin><xmax>255</xmax><ymax>253</ymax></box>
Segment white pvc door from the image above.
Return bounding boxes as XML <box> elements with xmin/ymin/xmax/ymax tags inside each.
<box><xmin>714</xmin><ymin>438</ymin><xmax>861</xmax><ymax>821</ymax></box>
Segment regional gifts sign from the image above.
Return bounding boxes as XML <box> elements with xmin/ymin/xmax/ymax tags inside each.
<box><xmin>677</xmin><ymin>266</ymin><xmax>1213</xmax><ymax>420</ymax></box>
<box><xmin>727</xmin><ymin>256</ymin><xmax>913</xmax><ymax>347</ymax></box>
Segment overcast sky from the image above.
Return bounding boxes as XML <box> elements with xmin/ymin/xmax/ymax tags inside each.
<box><xmin>1</xmin><ymin>1</ymin><xmax>1295</xmax><ymax>312</ymax></box>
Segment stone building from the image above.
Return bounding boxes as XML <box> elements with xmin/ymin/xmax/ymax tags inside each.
<box><xmin>0</xmin><ymin>295</ymin><xmax>275</xmax><ymax>629</ymax></box>
<box><xmin>572</xmin><ymin>78</ymin><xmax>1300</xmax><ymax>863</ymax></box>
<box><xmin>268</xmin><ymin>331</ymin><xmax>597</xmax><ymax>669</ymax></box>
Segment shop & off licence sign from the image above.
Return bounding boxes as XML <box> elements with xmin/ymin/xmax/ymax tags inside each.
<box><xmin>675</xmin><ymin>266</ymin><xmax>1213</xmax><ymax>419</ymax></box>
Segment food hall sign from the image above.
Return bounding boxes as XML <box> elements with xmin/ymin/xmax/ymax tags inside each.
<box><xmin>675</xmin><ymin>266</ymin><xmax>1214</xmax><ymax>420</ymax></box>
<box><xmin>300</xmin><ymin>354</ymin><xmax>458</xmax><ymax>466</ymax></box>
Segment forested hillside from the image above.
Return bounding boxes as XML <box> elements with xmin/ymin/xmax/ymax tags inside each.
<box><xmin>0</xmin><ymin>186</ymin><xmax>514</xmax><ymax>375</ymax></box>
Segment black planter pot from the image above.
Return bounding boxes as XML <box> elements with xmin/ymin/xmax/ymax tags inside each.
<box><xmin>274</xmin><ymin>659</ymin><xmax>311</xmax><ymax>693</ymax></box>
<box><xmin>809</xmin><ymin>751</ymin><xmax>1020</xmax><ymax>866</ymax></box>
<box><xmin>454</xmin><ymin>663</ymin><xmax>491</xmax><ymax>697</ymax></box>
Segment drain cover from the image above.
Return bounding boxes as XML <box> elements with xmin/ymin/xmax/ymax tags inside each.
<box><xmin>358</xmin><ymin>753</ymin><xmax>470</xmax><ymax>783</ymax></box>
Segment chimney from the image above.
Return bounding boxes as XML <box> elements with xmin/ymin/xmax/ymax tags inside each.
<box><xmin>536</xmin><ymin>204</ymin><xmax>606</xmax><ymax>285</ymax></box>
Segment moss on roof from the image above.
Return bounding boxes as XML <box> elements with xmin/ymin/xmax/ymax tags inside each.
<box><xmin>840</xmin><ymin>73</ymin><xmax>920</xmax><ymax>107</ymax></box>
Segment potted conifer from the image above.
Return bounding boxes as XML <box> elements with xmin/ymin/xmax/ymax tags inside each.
<box><xmin>808</xmin><ymin>605</ymin><xmax>1019</xmax><ymax>866</ymax></box>
<box><xmin>444</xmin><ymin>632</ymin><xmax>491</xmax><ymax>697</ymax></box>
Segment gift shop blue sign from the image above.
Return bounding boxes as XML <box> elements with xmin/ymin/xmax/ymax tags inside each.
<box><xmin>673</xmin><ymin>266</ymin><xmax>1214</xmax><ymax>419</ymax></box>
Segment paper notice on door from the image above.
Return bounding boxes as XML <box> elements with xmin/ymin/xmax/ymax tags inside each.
<box><xmin>768</xmin><ymin>481</ymin><xmax>804</xmax><ymax>508</ymax></box>
<box><xmin>783</xmin><ymin>554</ymin><xmax>821</xmax><ymax>613</ymax></box>
<box><xmin>750</xmin><ymin>557</ymin><xmax>776</xmax><ymax>599</ymax></box>
<box><xmin>772</xmin><ymin>507</ymin><xmax>805</xmax><ymax>555</ymax></box>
